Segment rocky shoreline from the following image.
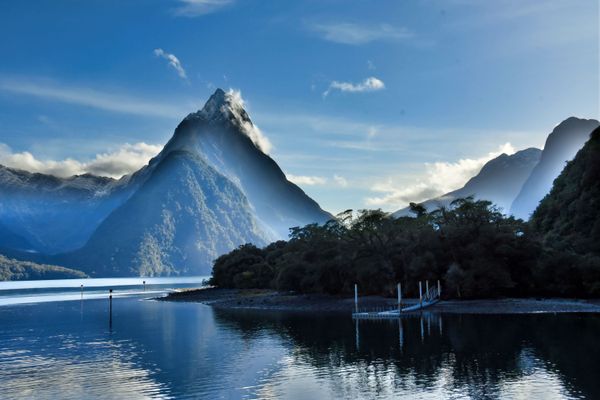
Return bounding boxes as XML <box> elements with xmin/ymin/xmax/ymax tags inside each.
<box><xmin>159</xmin><ymin>287</ymin><xmax>600</xmax><ymax>314</ymax></box>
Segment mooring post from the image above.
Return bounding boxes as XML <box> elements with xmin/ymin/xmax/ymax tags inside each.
<box><xmin>143</xmin><ymin>280</ymin><xmax>146</xmax><ymax>292</ymax></box>
<box><xmin>426</xmin><ymin>280</ymin><xmax>429</xmax><ymax>300</ymax></box>
<box><xmin>109</xmin><ymin>289</ymin><xmax>113</xmax><ymax>328</ymax></box>
<box><xmin>80</xmin><ymin>284</ymin><xmax>83</xmax><ymax>300</ymax></box>
<box><xmin>397</xmin><ymin>283</ymin><xmax>402</xmax><ymax>312</ymax></box>
<box><xmin>437</xmin><ymin>280</ymin><xmax>441</xmax><ymax>298</ymax></box>
<box><xmin>419</xmin><ymin>281</ymin><xmax>423</xmax><ymax>308</ymax></box>
<box><xmin>354</xmin><ymin>284</ymin><xmax>358</xmax><ymax>313</ymax></box>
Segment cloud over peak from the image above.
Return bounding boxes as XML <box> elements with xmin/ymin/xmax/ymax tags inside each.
<box><xmin>224</xmin><ymin>89</ymin><xmax>273</xmax><ymax>154</ymax></box>
<box><xmin>154</xmin><ymin>48</ymin><xmax>187</xmax><ymax>80</ymax></box>
<box><xmin>324</xmin><ymin>77</ymin><xmax>385</xmax><ymax>97</ymax></box>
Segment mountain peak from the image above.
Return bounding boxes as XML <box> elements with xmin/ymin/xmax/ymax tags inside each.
<box><xmin>178</xmin><ymin>88</ymin><xmax>271</xmax><ymax>154</ymax></box>
<box><xmin>187</xmin><ymin>88</ymin><xmax>248</xmax><ymax>122</ymax></box>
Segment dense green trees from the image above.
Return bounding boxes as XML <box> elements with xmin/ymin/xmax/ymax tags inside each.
<box><xmin>0</xmin><ymin>255</ymin><xmax>87</xmax><ymax>281</ymax></box>
<box><xmin>211</xmin><ymin>197</ymin><xmax>544</xmax><ymax>298</ymax></box>
<box><xmin>531</xmin><ymin>127</ymin><xmax>600</xmax><ymax>296</ymax></box>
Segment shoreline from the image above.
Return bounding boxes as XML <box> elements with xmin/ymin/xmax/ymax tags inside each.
<box><xmin>159</xmin><ymin>287</ymin><xmax>600</xmax><ymax>314</ymax></box>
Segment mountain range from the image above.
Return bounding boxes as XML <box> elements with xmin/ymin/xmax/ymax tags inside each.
<box><xmin>393</xmin><ymin>147</ymin><xmax>541</xmax><ymax>217</ymax></box>
<box><xmin>1</xmin><ymin>90</ymin><xmax>597</xmax><ymax>279</ymax></box>
<box><xmin>0</xmin><ymin>89</ymin><xmax>331</xmax><ymax>277</ymax></box>
<box><xmin>395</xmin><ymin>117</ymin><xmax>599</xmax><ymax>219</ymax></box>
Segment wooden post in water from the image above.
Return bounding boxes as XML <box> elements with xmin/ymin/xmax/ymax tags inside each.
<box><xmin>354</xmin><ymin>284</ymin><xmax>358</xmax><ymax>313</ymax></box>
<box><xmin>143</xmin><ymin>280</ymin><xmax>146</xmax><ymax>292</ymax></box>
<box><xmin>80</xmin><ymin>284</ymin><xmax>83</xmax><ymax>300</ymax></box>
<box><xmin>109</xmin><ymin>289</ymin><xmax>113</xmax><ymax>328</ymax></box>
<box><xmin>437</xmin><ymin>280</ymin><xmax>441</xmax><ymax>298</ymax></box>
<box><xmin>397</xmin><ymin>283</ymin><xmax>402</xmax><ymax>313</ymax></box>
<box><xmin>426</xmin><ymin>280</ymin><xmax>429</xmax><ymax>300</ymax></box>
<box><xmin>419</xmin><ymin>281</ymin><xmax>423</xmax><ymax>308</ymax></box>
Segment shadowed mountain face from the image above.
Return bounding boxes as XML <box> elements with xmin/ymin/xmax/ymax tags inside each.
<box><xmin>531</xmin><ymin>126</ymin><xmax>600</xmax><ymax>255</ymax></box>
<box><xmin>510</xmin><ymin>117</ymin><xmax>600</xmax><ymax>220</ymax></box>
<box><xmin>67</xmin><ymin>151</ymin><xmax>270</xmax><ymax>277</ymax></box>
<box><xmin>393</xmin><ymin>148</ymin><xmax>542</xmax><ymax>217</ymax></box>
<box><xmin>0</xmin><ymin>88</ymin><xmax>330</xmax><ymax>277</ymax></box>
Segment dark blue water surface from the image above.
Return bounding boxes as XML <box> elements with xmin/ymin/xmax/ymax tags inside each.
<box><xmin>0</xmin><ymin>280</ymin><xmax>599</xmax><ymax>399</ymax></box>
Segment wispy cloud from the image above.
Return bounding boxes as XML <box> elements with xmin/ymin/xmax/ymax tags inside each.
<box><xmin>0</xmin><ymin>77</ymin><xmax>186</xmax><ymax>118</ymax></box>
<box><xmin>172</xmin><ymin>0</ymin><xmax>233</xmax><ymax>17</ymax></box>
<box><xmin>286</xmin><ymin>174</ymin><xmax>327</xmax><ymax>186</ymax></box>
<box><xmin>0</xmin><ymin>142</ymin><xmax>162</xmax><ymax>178</ymax></box>
<box><xmin>308</xmin><ymin>21</ymin><xmax>413</xmax><ymax>45</ymax></box>
<box><xmin>365</xmin><ymin>143</ymin><xmax>516</xmax><ymax>209</ymax></box>
<box><xmin>154</xmin><ymin>48</ymin><xmax>187</xmax><ymax>80</ymax></box>
<box><xmin>323</xmin><ymin>77</ymin><xmax>385</xmax><ymax>97</ymax></box>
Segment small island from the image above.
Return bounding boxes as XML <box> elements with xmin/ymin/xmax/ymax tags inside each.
<box><xmin>164</xmin><ymin>124</ymin><xmax>600</xmax><ymax>316</ymax></box>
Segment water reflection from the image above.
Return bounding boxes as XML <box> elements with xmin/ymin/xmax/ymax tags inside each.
<box><xmin>212</xmin><ymin>310</ymin><xmax>599</xmax><ymax>400</ymax></box>
<box><xmin>0</xmin><ymin>294</ymin><xmax>598</xmax><ymax>399</ymax></box>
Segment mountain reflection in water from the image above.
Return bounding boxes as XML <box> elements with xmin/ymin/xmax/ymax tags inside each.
<box><xmin>0</xmin><ymin>294</ymin><xmax>597</xmax><ymax>399</ymax></box>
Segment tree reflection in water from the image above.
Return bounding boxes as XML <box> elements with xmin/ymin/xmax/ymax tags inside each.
<box><xmin>213</xmin><ymin>309</ymin><xmax>599</xmax><ymax>399</ymax></box>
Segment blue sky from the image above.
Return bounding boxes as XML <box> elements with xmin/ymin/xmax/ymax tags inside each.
<box><xmin>0</xmin><ymin>0</ymin><xmax>598</xmax><ymax>213</ymax></box>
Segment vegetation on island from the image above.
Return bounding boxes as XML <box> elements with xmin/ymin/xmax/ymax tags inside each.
<box><xmin>0</xmin><ymin>254</ymin><xmax>87</xmax><ymax>281</ymax></box>
<box><xmin>210</xmin><ymin>198</ymin><xmax>542</xmax><ymax>298</ymax></box>
<box><xmin>211</xmin><ymin>127</ymin><xmax>600</xmax><ymax>299</ymax></box>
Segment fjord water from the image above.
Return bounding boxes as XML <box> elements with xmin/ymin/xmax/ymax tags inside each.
<box><xmin>0</xmin><ymin>283</ymin><xmax>598</xmax><ymax>399</ymax></box>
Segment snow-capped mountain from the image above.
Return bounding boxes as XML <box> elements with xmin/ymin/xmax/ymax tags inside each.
<box><xmin>158</xmin><ymin>88</ymin><xmax>331</xmax><ymax>238</ymax></box>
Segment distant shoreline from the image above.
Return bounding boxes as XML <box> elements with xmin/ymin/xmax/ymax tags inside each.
<box><xmin>159</xmin><ymin>287</ymin><xmax>600</xmax><ymax>314</ymax></box>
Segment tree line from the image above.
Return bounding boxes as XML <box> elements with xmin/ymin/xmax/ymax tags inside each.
<box><xmin>210</xmin><ymin>196</ymin><xmax>600</xmax><ymax>298</ymax></box>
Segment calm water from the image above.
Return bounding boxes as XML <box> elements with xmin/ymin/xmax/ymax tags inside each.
<box><xmin>0</xmin><ymin>280</ymin><xmax>598</xmax><ymax>399</ymax></box>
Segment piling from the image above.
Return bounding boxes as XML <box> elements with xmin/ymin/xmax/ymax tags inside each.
<box><xmin>143</xmin><ymin>280</ymin><xmax>146</xmax><ymax>292</ymax></box>
<box><xmin>354</xmin><ymin>284</ymin><xmax>358</xmax><ymax>313</ymax></box>
<box><xmin>419</xmin><ymin>281</ymin><xmax>423</xmax><ymax>308</ymax></box>
<box><xmin>426</xmin><ymin>280</ymin><xmax>429</xmax><ymax>299</ymax></box>
<box><xmin>109</xmin><ymin>289</ymin><xmax>113</xmax><ymax>328</ymax></box>
<box><xmin>80</xmin><ymin>284</ymin><xmax>83</xmax><ymax>300</ymax></box>
<box><xmin>437</xmin><ymin>280</ymin><xmax>441</xmax><ymax>298</ymax></box>
<box><xmin>397</xmin><ymin>283</ymin><xmax>402</xmax><ymax>312</ymax></box>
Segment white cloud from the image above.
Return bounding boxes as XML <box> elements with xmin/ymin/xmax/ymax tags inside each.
<box><xmin>286</xmin><ymin>174</ymin><xmax>327</xmax><ymax>186</ymax></box>
<box><xmin>308</xmin><ymin>22</ymin><xmax>413</xmax><ymax>45</ymax></box>
<box><xmin>0</xmin><ymin>142</ymin><xmax>162</xmax><ymax>179</ymax></box>
<box><xmin>365</xmin><ymin>143</ymin><xmax>516</xmax><ymax>208</ymax></box>
<box><xmin>0</xmin><ymin>77</ymin><xmax>184</xmax><ymax>118</ymax></box>
<box><xmin>153</xmin><ymin>48</ymin><xmax>187</xmax><ymax>80</ymax></box>
<box><xmin>333</xmin><ymin>174</ymin><xmax>348</xmax><ymax>187</ymax></box>
<box><xmin>224</xmin><ymin>89</ymin><xmax>273</xmax><ymax>154</ymax></box>
<box><xmin>323</xmin><ymin>77</ymin><xmax>385</xmax><ymax>97</ymax></box>
<box><xmin>172</xmin><ymin>0</ymin><xmax>233</xmax><ymax>17</ymax></box>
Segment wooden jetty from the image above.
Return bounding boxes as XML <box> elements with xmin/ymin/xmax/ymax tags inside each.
<box><xmin>352</xmin><ymin>280</ymin><xmax>441</xmax><ymax>320</ymax></box>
